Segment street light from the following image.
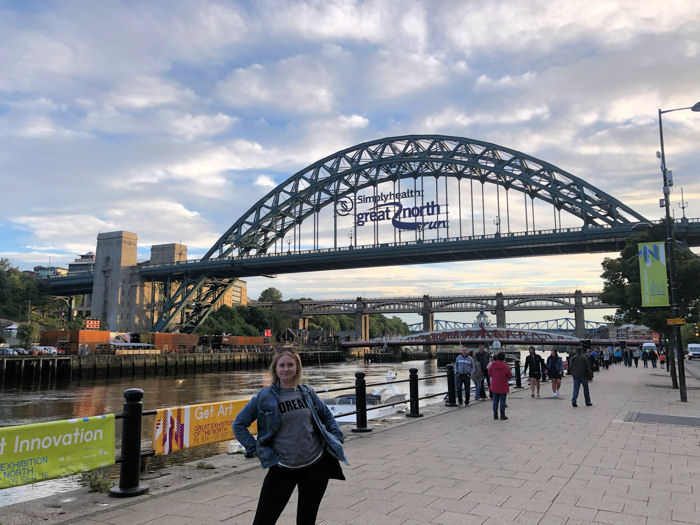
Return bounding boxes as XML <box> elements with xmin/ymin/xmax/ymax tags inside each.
<box><xmin>657</xmin><ymin>101</ymin><xmax>700</xmax><ymax>403</ymax></box>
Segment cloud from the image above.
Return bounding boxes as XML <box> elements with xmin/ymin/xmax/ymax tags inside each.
<box><xmin>337</xmin><ymin>114</ymin><xmax>369</xmax><ymax>129</ymax></box>
<box><xmin>217</xmin><ymin>59</ymin><xmax>337</xmax><ymax>114</ymax></box>
<box><xmin>255</xmin><ymin>175</ymin><xmax>277</xmax><ymax>187</ymax></box>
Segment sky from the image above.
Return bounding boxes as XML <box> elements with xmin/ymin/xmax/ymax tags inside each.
<box><xmin>1</xmin><ymin>0</ymin><xmax>699</xmax><ymax>326</ymax></box>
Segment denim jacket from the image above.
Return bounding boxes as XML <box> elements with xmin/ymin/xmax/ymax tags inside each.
<box><xmin>232</xmin><ymin>382</ymin><xmax>348</xmax><ymax>469</ymax></box>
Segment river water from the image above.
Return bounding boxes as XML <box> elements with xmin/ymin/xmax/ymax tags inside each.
<box><xmin>0</xmin><ymin>358</ymin><xmax>445</xmax><ymax>507</ymax></box>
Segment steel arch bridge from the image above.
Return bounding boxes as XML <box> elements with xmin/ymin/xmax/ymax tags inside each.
<box><xmin>205</xmin><ymin>134</ymin><xmax>646</xmax><ymax>259</ymax></box>
<box><xmin>46</xmin><ymin>135</ymin><xmax>700</xmax><ymax>333</ymax></box>
<box><xmin>146</xmin><ymin>134</ymin><xmax>655</xmax><ymax>332</ymax></box>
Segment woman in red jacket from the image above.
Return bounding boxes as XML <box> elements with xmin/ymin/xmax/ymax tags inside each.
<box><xmin>488</xmin><ymin>352</ymin><xmax>512</xmax><ymax>420</ymax></box>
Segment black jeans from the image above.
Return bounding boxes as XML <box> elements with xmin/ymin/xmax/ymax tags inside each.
<box><xmin>253</xmin><ymin>457</ymin><xmax>330</xmax><ymax>525</ymax></box>
<box><xmin>455</xmin><ymin>373</ymin><xmax>471</xmax><ymax>404</ymax></box>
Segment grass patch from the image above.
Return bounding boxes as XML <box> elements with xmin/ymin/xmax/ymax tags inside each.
<box><xmin>79</xmin><ymin>469</ymin><xmax>114</xmax><ymax>493</ymax></box>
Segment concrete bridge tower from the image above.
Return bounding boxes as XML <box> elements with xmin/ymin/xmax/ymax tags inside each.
<box><xmin>91</xmin><ymin>231</ymin><xmax>138</xmax><ymax>331</ymax></box>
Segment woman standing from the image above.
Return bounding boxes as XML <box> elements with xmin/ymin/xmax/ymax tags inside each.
<box><xmin>469</xmin><ymin>350</ymin><xmax>484</xmax><ymax>401</ymax></box>
<box><xmin>488</xmin><ymin>352</ymin><xmax>512</xmax><ymax>420</ymax></box>
<box><xmin>546</xmin><ymin>349</ymin><xmax>564</xmax><ymax>398</ymax></box>
<box><xmin>233</xmin><ymin>349</ymin><xmax>347</xmax><ymax>525</ymax></box>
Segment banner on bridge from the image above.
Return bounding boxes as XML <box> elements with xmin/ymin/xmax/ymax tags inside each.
<box><xmin>153</xmin><ymin>399</ymin><xmax>255</xmax><ymax>455</ymax></box>
<box><xmin>0</xmin><ymin>415</ymin><xmax>115</xmax><ymax>488</ymax></box>
<box><xmin>638</xmin><ymin>242</ymin><xmax>669</xmax><ymax>307</ymax></box>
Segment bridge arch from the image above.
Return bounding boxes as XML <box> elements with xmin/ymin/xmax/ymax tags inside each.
<box><xmin>204</xmin><ymin>135</ymin><xmax>647</xmax><ymax>260</ymax></box>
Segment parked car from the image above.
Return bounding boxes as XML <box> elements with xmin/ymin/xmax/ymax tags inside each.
<box><xmin>14</xmin><ymin>347</ymin><xmax>28</xmax><ymax>355</ymax></box>
<box><xmin>1</xmin><ymin>348</ymin><xmax>16</xmax><ymax>356</ymax></box>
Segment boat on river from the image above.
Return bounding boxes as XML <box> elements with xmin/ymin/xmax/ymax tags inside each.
<box><xmin>324</xmin><ymin>385</ymin><xmax>407</xmax><ymax>423</ymax></box>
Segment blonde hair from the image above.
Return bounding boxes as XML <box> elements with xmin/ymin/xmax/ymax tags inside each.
<box><xmin>269</xmin><ymin>350</ymin><xmax>303</xmax><ymax>386</ymax></box>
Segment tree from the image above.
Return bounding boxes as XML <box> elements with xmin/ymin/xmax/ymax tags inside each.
<box><xmin>600</xmin><ymin>226</ymin><xmax>700</xmax><ymax>335</ymax></box>
<box><xmin>17</xmin><ymin>322</ymin><xmax>39</xmax><ymax>348</ymax></box>
<box><xmin>258</xmin><ymin>287</ymin><xmax>283</xmax><ymax>302</ymax></box>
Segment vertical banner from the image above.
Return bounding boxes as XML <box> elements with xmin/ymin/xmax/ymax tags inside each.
<box><xmin>0</xmin><ymin>415</ymin><xmax>115</xmax><ymax>488</ymax></box>
<box><xmin>638</xmin><ymin>242</ymin><xmax>669</xmax><ymax>307</ymax></box>
<box><xmin>153</xmin><ymin>399</ymin><xmax>255</xmax><ymax>456</ymax></box>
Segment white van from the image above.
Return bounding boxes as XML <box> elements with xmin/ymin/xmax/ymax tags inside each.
<box><xmin>687</xmin><ymin>343</ymin><xmax>700</xmax><ymax>360</ymax></box>
<box><xmin>642</xmin><ymin>342</ymin><xmax>657</xmax><ymax>353</ymax></box>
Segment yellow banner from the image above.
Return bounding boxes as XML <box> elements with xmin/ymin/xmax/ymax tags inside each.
<box><xmin>153</xmin><ymin>399</ymin><xmax>256</xmax><ymax>455</ymax></box>
<box><xmin>0</xmin><ymin>415</ymin><xmax>115</xmax><ymax>488</ymax></box>
<box><xmin>638</xmin><ymin>242</ymin><xmax>669</xmax><ymax>307</ymax></box>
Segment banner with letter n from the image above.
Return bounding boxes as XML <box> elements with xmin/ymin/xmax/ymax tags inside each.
<box><xmin>0</xmin><ymin>415</ymin><xmax>115</xmax><ymax>488</ymax></box>
<box><xmin>638</xmin><ymin>242</ymin><xmax>669</xmax><ymax>307</ymax></box>
<box><xmin>153</xmin><ymin>399</ymin><xmax>255</xmax><ymax>456</ymax></box>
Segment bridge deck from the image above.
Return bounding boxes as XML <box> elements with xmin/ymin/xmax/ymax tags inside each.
<box><xmin>6</xmin><ymin>360</ymin><xmax>700</xmax><ymax>524</ymax></box>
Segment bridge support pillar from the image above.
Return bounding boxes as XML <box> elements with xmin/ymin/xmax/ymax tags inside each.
<box><xmin>92</xmin><ymin>231</ymin><xmax>138</xmax><ymax>332</ymax></box>
<box><xmin>355</xmin><ymin>297</ymin><xmax>370</xmax><ymax>340</ymax></box>
<box><xmin>495</xmin><ymin>292</ymin><xmax>506</xmax><ymax>327</ymax></box>
<box><xmin>296</xmin><ymin>317</ymin><xmax>308</xmax><ymax>331</ymax></box>
<box><xmin>574</xmin><ymin>290</ymin><xmax>585</xmax><ymax>339</ymax></box>
<box><xmin>422</xmin><ymin>295</ymin><xmax>435</xmax><ymax>355</ymax></box>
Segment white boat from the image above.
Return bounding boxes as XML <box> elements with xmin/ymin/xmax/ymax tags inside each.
<box><xmin>325</xmin><ymin>386</ymin><xmax>406</xmax><ymax>423</ymax></box>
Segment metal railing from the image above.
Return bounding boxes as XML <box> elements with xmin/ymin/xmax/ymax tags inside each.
<box><xmin>109</xmin><ymin>365</ymin><xmax>459</xmax><ymax>496</ymax></box>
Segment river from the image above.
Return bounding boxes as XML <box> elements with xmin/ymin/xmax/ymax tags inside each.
<box><xmin>0</xmin><ymin>358</ymin><xmax>446</xmax><ymax>507</ymax></box>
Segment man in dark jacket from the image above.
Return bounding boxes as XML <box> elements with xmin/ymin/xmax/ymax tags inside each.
<box><xmin>475</xmin><ymin>345</ymin><xmax>492</xmax><ymax>399</ymax></box>
<box><xmin>569</xmin><ymin>347</ymin><xmax>593</xmax><ymax>407</ymax></box>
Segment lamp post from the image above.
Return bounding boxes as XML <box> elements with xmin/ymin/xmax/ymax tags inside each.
<box><xmin>657</xmin><ymin>101</ymin><xmax>700</xmax><ymax>403</ymax></box>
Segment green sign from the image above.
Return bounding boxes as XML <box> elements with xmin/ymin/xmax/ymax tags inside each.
<box><xmin>0</xmin><ymin>414</ymin><xmax>115</xmax><ymax>488</ymax></box>
<box><xmin>638</xmin><ymin>242</ymin><xmax>669</xmax><ymax>307</ymax></box>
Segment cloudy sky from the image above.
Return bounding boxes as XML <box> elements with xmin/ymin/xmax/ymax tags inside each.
<box><xmin>1</xmin><ymin>0</ymin><xmax>699</xmax><ymax>324</ymax></box>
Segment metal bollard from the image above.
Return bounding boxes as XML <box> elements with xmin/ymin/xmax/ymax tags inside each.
<box><xmin>406</xmin><ymin>368</ymin><xmax>423</xmax><ymax>418</ymax></box>
<box><xmin>445</xmin><ymin>364</ymin><xmax>457</xmax><ymax>407</ymax></box>
<box><xmin>351</xmin><ymin>371</ymin><xmax>372</xmax><ymax>433</ymax></box>
<box><xmin>110</xmin><ymin>388</ymin><xmax>149</xmax><ymax>497</ymax></box>
<box><xmin>514</xmin><ymin>360</ymin><xmax>522</xmax><ymax>388</ymax></box>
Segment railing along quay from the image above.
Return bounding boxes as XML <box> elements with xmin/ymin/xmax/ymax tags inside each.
<box><xmin>108</xmin><ymin>365</ymin><xmax>456</xmax><ymax>495</ymax></box>
<box><xmin>1</xmin><ymin>362</ymin><xmax>529</xmax><ymax>498</ymax></box>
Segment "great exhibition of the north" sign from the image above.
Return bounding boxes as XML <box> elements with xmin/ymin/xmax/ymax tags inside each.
<box><xmin>337</xmin><ymin>189</ymin><xmax>448</xmax><ymax>231</ymax></box>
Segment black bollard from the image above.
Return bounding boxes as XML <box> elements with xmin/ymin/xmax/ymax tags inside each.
<box><xmin>110</xmin><ymin>388</ymin><xmax>149</xmax><ymax>497</ymax></box>
<box><xmin>351</xmin><ymin>371</ymin><xmax>372</xmax><ymax>433</ymax></box>
<box><xmin>514</xmin><ymin>360</ymin><xmax>523</xmax><ymax>388</ymax></box>
<box><xmin>406</xmin><ymin>368</ymin><xmax>423</xmax><ymax>418</ymax></box>
<box><xmin>445</xmin><ymin>364</ymin><xmax>457</xmax><ymax>407</ymax></box>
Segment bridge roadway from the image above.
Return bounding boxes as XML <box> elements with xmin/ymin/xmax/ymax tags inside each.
<box><xmin>41</xmin><ymin>218</ymin><xmax>700</xmax><ymax>296</ymax></box>
<box><xmin>7</xmin><ymin>360</ymin><xmax>700</xmax><ymax>524</ymax></box>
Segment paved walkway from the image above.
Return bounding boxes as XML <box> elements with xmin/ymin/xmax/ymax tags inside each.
<box><xmin>4</xmin><ymin>360</ymin><xmax>700</xmax><ymax>524</ymax></box>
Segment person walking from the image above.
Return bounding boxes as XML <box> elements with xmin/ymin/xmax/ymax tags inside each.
<box><xmin>233</xmin><ymin>349</ymin><xmax>347</xmax><ymax>525</ymax></box>
<box><xmin>546</xmin><ymin>349</ymin><xmax>564</xmax><ymax>398</ymax></box>
<box><xmin>523</xmin><ymin>346</ymin><xmax>545</xmax><ymax>398</ymax></box>
<box><xmin>602</xmin><ymin>347</ymin><xmax>611</xmax><ymax>370</ymax></box>
<box><xmin>469</xmin><ymin>350</ymin><xmax>484</xmax><ymax>401</ymax></box>
<box><xmin>641</xmin><ymin>347</ymin><xmax>649</xmax><ymax>368</ymax></box>
<box><xmin>569</xmin><ymin>347</ymin><xmax>593</xmax><ymax>408</ymax></box>
<box><xmin>475</xmin><ymin>345</ymin><xmax>492</xmax><ymax>399</ymax></box>
<box><xmin>488</xmin><ymin>352</ymin><xmax>512</xmax><ymax>420</ymax></box>
<box><xmin>650</xmin><ymin>348</ymin><xmax>658</xmax><ymax>368</ymax></box>
<box><xmin>632</xmin><ymin>346</ymin><xmax>641</xmax><ymax>368</ymax></box>
<box><xmin>454</xmin><ymin>346</ymin><xmax>474</xmax><ymax>406</ymax></box>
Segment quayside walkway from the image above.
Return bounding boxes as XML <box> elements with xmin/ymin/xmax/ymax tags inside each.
<box><xmin>3</xmin><ymin>360</ymin><xmax>700</xmax><ymax>525</ymax></box>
